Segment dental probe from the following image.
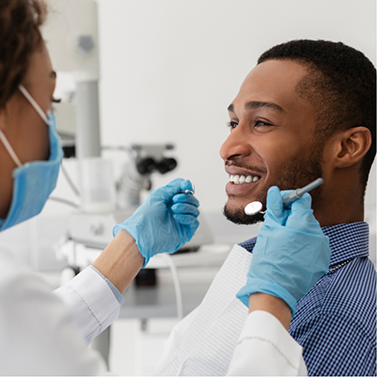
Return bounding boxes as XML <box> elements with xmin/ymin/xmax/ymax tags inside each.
<box><xmin>244</xmin><ymin>177</ymin><xmax>324</xmax><ymax>216</ymax></box>
<box><xmin>182</xmin><ymin>189</ymin><xmax>195</xmax><ymax>195</ymax></box>
<box><xmin>180</xmin><ymin>183</ymin><xmax>195</xmax><ymax>195</ymax></box>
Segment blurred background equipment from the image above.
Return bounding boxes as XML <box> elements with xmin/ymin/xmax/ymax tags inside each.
<box><xmin>41</xmin><ymin>0</ymin><xmax>213</xmax><ymax>264</ymax></box>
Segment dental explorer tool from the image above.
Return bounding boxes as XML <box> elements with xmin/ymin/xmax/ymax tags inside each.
<box><xmin>180</xmin><ymin>183</ymin><xmax>195</xmax><ymax>195</ymax></box>
<box><xmin>182</xmin><ymin>190</ymin><xmax>195</xmax><ymax>195</ymax></box>
<box><xmin>244</xmin><ymin>177</ymin><xmax>324</xmax><ymax>216</ymax></box>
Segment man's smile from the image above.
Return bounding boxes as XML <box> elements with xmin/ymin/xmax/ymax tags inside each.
<box><xmin>225</xmin><ymin>165</ymin><xmax>265</xmax><ymax>196</ymax></box>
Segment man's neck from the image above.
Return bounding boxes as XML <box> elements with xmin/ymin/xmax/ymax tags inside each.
<box><xmin>314</xmin><ymin>198</ymin><xmax>364</xmax><ymax>227</ymax></box>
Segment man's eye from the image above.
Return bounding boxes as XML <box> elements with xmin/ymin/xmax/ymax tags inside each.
<box><xmin>52</xmin><ymin>97</ymin><xmax>61</xmax><ymax>103</ymax></box>
<box><xmin>255</xmin><ymin>120</ymin><xmax>272</xmax><ymax>127</ymax></box>
<box><xmin>227</xmin><ymin>121</ymin><xmax>238</xmax><ymax>129</ymax></box>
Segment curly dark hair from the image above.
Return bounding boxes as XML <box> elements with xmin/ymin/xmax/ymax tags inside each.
<box><xmin>0</xmin><ymin>0</ymin><xmax>47</xmax><ymax>109</ymax></box>
<box><xmin>258</xmin><ymin>40</ymin><xmax>376</xmax><ymax>192</ymax></box>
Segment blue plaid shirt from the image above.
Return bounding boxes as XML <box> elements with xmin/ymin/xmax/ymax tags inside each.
<box><xmin>239</xmin><ymin>221</ymin><xmax>376</xmax><ymax>376</ymax></box>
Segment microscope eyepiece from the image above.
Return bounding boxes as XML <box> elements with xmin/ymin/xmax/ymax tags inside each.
<box><xmin>136</xmin><ymin>157</ymin><xmax>156</xmax><ymax>175</ymax></box>
<box><xmin>157</xmin><ymin>157</ymin><xmax>177</xmax><ymax>174</ymax></box>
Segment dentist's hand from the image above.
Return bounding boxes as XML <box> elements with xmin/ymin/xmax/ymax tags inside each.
<box><xmin>237</xmin><ymin>186</ymin><xmax>331</xmax><ymax>317</ymax></box>
<box><xmin>113</xmin><ymin>178</ymin><xmax>200</xmax><ymax>267</ymax></box>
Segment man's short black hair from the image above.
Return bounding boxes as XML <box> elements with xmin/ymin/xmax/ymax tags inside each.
<box><xmin>258</xmin><ymin>40</ymin><xmax>376</xmax><ymax>193</ymax></box>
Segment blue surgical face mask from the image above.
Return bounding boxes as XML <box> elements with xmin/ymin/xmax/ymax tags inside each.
<box><xmin>0</xmin><ymin>85</ymin><xmax>63</xmax><ymax>232</ymax></box>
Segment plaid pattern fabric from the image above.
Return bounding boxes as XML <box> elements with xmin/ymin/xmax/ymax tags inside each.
<box><xmin>239</xmin><ymin>222</ymin><xmax>376</xmax><ymax>376</ymax></box>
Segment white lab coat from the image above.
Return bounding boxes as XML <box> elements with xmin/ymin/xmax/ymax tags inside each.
<box><xmin>0</xmin><ymin>250</ymin><xmax>111</xmax><ymax>375</ymax></box>
<box><xmin>228</xmin><ymin>310</ymin><xmax>307</xmax><ymax>375</ymax></box>
<box><xmin>0</xmin><ymin>244</ymin><xmax>306</xmax><ymax>375</ymax></box>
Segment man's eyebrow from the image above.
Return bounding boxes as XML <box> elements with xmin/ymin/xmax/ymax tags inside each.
<box><xmin>227</xmin><ymin>101</ymin><xmax>284</xmax><ymax>113</ymax></box>
<box><xmin>245</xmin><ymin>101</ymin><xmax>284</xmax><ymax>112</ymax></box>
<box><xmin>50</xmin><ymin>70</ymin><xmax>57</xmax><ymax>79</ymax></box>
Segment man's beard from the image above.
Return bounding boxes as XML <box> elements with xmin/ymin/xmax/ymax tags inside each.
<box><xmin>223</xmin><ymin>144</ymin><xmax>324</xmax><ymax>225</ymax></box>
<box><xmin>223</xmin><ymin>206</ymin><xmax>265</xmax><ymax>225</ymax></box>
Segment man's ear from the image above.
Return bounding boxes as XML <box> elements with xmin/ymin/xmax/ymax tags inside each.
<box><xmin>331</xmin><ymin>126</ymin><xmax>372</xmax><ymax>169</ymax></box>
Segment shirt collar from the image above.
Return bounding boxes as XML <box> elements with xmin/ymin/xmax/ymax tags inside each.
<box><xmin>321</xmin><ymin>221</ymin><xmax>369</xmax><ymax>268</ymax></box>
<box><xmin>239</xmin><ymin>221</ymin><xmax>369</xmax><ymax>269</ymax></box>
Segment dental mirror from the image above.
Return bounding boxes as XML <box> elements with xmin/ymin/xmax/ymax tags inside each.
<box><xmin>244</xmin><ymin>201</ymin><xmax>265</xmax><ymax>216</ymax></box>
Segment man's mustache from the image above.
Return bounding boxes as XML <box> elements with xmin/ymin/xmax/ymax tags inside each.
<box><xmin>225</xmin><ymin>161</ymin><xmax>267</xmax><ymax>175</ymax></box>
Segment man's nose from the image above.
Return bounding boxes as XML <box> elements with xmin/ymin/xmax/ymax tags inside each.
<box><xmin>220</xmin><ymin>126</ymin><xmax>252</xmax><ymax>162</ymax></box>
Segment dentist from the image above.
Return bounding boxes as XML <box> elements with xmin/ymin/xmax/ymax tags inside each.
<box><xmin>0</xmin><ymin>0</ymin><xmax>330</xmax><ymax>375</ymax></box>
<box><xmin>0</xmin><ymin>1</ymin><xmax>198</xmax><ymax>374</ymax></box>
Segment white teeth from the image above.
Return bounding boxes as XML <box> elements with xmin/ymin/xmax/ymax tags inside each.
<box><xmin>229</xmin><ymin>174</ymin><xmax>260</xmax><ymax>184</ymax></box>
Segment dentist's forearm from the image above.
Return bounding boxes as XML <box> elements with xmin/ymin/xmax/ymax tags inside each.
<box><xmin>249</xmin><ymin>293</ymin><xmax>292</xmax><ymax>331</ymax></box>
<box><xmin>92</xmin><ymin>229</ymin><xmax>144</xmax><ymax>293</ymax></box>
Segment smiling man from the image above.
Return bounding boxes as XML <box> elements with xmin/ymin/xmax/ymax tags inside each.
<box><xmin>223</xmin><ymin>62</ymin><xmax>322</xmax><ymax>226</ymax></box>
<box><xmin>155</xmin><ymin>40</ymin><xmax>376</xmax><ymax>376</ymax></box>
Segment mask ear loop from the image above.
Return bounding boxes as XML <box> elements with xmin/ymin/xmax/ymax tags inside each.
<box><xmin>18</xmin><ymin>85</ymin><xmax>50</xmax><ymax>126</ymax></box>
<box><xmin>0</xmin><ymin>85</ymin><xmax>51</xmax><ymax>168</ymax></box>
<box><xmin>0</xmin><ymin>129</ymin><xmax>22</xmax><ymax>167</ymax></box>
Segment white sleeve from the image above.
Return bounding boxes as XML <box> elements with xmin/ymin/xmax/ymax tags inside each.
<box><xmin>0</xmin><ymin>254</ymin><xmax>109</xmax><ymax>375</ymax></box>
<box><xmin>227</xmin><ymin>310</ymin><xmax>307</xmax><ymax>376</ymax></box>
<box><xmin>54</xmin><ymin>266</ymin><xmax>122</xmax><ymax>343</ymax></box>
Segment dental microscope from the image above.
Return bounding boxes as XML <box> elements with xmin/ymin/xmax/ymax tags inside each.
<box><xmin>116</xmin><ymin>143</ymin><xmax>177</xmax><ymax>210</ymax></box>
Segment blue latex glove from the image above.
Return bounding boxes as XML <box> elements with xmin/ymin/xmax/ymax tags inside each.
<box><xmin>237</xmin><ymin>186</ymin><xmax>331</xmax><ymax>316</ymax></box>
<box><xmin>113</xmin><ymin>178</ymin><xmax>200</xmax><ymax>267</ymax></box>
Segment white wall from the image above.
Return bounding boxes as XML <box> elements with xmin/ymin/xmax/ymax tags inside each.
<box><xmin>95</xmin><ymin>0</ymin><xmax>376</xmax><ymax>213</ymax></box>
